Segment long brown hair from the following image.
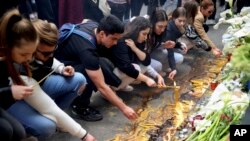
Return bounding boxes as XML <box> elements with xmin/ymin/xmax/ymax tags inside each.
<box><xmin>123</xmin><ymin>16</ymin><xmax>151</xmax><ymax>42</ymax></box>
<box><xmin>146</xmin><ymin>9</ymin><xmax>168</xmax><ymax>53</ymax></box>
<box><xmin>0</xmin><ymin>9</ymin><xmax>38</xmax><ymax>85</ymax></box>
<box><xmin>32</xmin><ymin>19</ymin><xmax>58</xmax><ymax>47</ymax></box>
<box><xmin>184</xmin><ymin>1</ymin><xmax>199</xmax><ymax>25</ymax></box>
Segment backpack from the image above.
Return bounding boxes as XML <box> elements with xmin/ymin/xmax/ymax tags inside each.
<box><xmin>58</xmin><ymin>22</ymin><xmax>96</xmax><ymax>47</ymax></box>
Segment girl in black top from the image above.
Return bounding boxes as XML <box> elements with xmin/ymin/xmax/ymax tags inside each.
<box><xmin>146</xmin><ymin>9</ymin><xmax>184</xmax><ymax>80</ymax></box>
<box><xmin>164</xmin><ymin>7</ymin><xmax>188</xmax><ymax>79</ymax></box>
<box><xmin>110</xmin><ymin>16</ymin><xmax>166</xmax><ymax>88</ymax></box>
<box><xmin>0</xmin><ymin>9</ymin><xmax>94</xmax><ymax>141</ymax></box>
<box><xmin>0</xmin><ymin>9</ymin><xmax>38</xmax><ymax>140</ymax></box>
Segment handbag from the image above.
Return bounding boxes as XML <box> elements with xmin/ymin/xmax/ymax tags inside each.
<box><xmin>98</xmin><ymin>0</ymin><xmax>111</xmax><ymax>16</ymax></box>
<box><xmin>185</xmin><ymin>25</ymin><xmax>199</xmax><ymax>39</ymax></box>
<box><xmin>87</xmin><ymin>0</ymin><xmax>111</xmax><ymax>16</ymax></box>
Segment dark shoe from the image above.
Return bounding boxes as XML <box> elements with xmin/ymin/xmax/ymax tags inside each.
<box><xmin>21</xmin><ymin>136</ymin><xmax>38</xmax><ymax>141</ymax></box>
<box><xmin>71</xmin><ymin>105</ymin><xmax>103</xmax><ymax>121</ymax></box>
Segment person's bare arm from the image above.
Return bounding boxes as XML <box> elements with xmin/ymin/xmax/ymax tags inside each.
<box><xmin>86</xmin><ymin>68</ymin><xmax>137</xmax><ymax>120</ymax></box>
<box><xmin>125</xmin><ymin>39</ymin><xmax>146</xmax><ymax>61</ymax></box>
<box><xmin>136</xmin><ymin>72</ymin><xmax>156</xmax><ymax>87</ymax></box>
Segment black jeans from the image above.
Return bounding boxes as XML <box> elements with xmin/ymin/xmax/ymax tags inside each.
<box><xmin>131</xmin><ymin>0</ymin><xmax>144</xmax><ymax>17</ymax></box>
<box><xmin>72</xmin><ymin>57</ymin><xmax>121</xmax><ymax>107</ymax></box>
<box><xmin>108</xmin><ymin>2</ymin><xmax>127</xmax><ymax>21</ymax></box>
<box><xmin>147</xmin><ymin>0</ymin><xmax>159</xmax><ymax>16</ymax></box>
<box><xmin>124</xmin><ymin>0</ymin><xmax>144</xmax><ymax>19</ymax></box>
<box><xmin>209</xmin><ymin>0</ymin><xmax>217</xmax><ymax>20</ymax></box>
<box><xmin>0</xmin><ymin>108</ymin><xmax>26</xmax><ymax>141</ymax></box>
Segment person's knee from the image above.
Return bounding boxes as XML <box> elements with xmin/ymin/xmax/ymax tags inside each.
<box><xmin>26</xmin><ymin>120</ymin><xmax>56</xmax><ymax>137</ymax></box>
<box><xmin>152</xmin><ymin>63</ymin><xmax>162</xmax><ymax>72</ymax></box>
<box><xmin>133</xmin><ymin>64</ymin><xmax>141</xmax><ymax>72</ymax></box>
<box><xmin>151</xmin><ymin>59</ymin><xmax>162</xmax><ymax>72</ymax></box>
<box><xmin>0</xmin><ymin>121</ymin><xmax>13</xmax><ymax>140</ymax></box>
<box><xmin>14</xmin><ymin>124</ymin><xmax>26</xmax><ymax>140</ymax></box>
<box><xmin>155</xmin><ymin>62</ymin><xmax>162</xmax><ymax>72</ymax></box>
<box><xmin>72</xmin><ymin>72</ymin><xmax>87</xmax><ymax>95</ymax></box>
<box><xmin>74</xmin><ymin>72</ymin><xmax>87</xmax><ymax>85</ymax></box>
<box><xmin>175</xmin><ymin>54</ymin><xmax>184</xmax><ymax>64</ymax></box>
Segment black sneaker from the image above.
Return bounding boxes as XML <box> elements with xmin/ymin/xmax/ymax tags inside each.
<box><xmin>71</xmin><ymin>105</ymin><xmax>103</xmax><ymax>121</ymax></box>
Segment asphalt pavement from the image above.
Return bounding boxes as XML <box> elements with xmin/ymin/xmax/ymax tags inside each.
<box><xmin>44</xmin><ymin>5</ymin><xmax>228</xmax><ymax>141</ymax></box>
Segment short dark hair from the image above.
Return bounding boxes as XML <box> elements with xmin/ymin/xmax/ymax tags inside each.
<box><xmin>123</xmin><ymin>16</ymin><xmax>151</xmax><ymax>42</ymax></box>
<box><xmin>97</xmin><ymin>15</ymin><xmax>124</xmax><ymax>35</ymax></box>
<box><xmin>200</xmin><ymin>0</ymin><xmax>214</xmax><ymax>10</ymax></box>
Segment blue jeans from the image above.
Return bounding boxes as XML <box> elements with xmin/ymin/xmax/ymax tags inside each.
<box><xmin>150</xmin><ymin>47</ymin><xmax>184</xmax><ymax>71</ymax></box>
<box><xmin>7</xmin><ymin>72</ymin><xmax>86</xmax><ymax>138</ymax></box>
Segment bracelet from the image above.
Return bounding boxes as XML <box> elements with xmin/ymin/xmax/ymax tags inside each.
<box><xmin>81</xmin><ymin>132</ymin><xmax>88</xmax><ymax>140</ymax></box>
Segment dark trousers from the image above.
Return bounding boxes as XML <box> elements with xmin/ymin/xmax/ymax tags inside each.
<box><xmin>131</xmin><ymin>0</ymin><xmax>144</xmax><ymax>17</ymax></box>
<box><xmin>72</xmin><ymin>58</ymin><xmax>121</xmax><ymax>107</ymax></box>
<box><xmin>177</xmin><ymin>0</ymin><xmax>182</xmax><ymax>7</ymax></box>
<box><xmin>0</xmin><ymin>108</ymin><xmax>26</xmax><ymax>141</ymax></box>
<box><xmin>147</xmin><ymin>0</ymin><xmax>159</xmax><ymax>15</ymax></box>
<box><xmin>19</xmin><ymin>0</ymin><xmax>56</xmax><ymax>25</ymax></box>
<box><xmin>225</xmin><ymin>0</ymin><xmax>250</xmax><ymax>13</ymax></box>
<box><xmin>125</xmin><ymin>0</ymin><xmax>144</xmax><ymax>19</ymax></box>
<box><xmin>36</xmin><ymin>0</ymin><xmax>56</xmax><ymax>23</ymax></box>
<box><xmin>108</xmin><ymin>2</ymin><xmax>127</xmax><ymax>21</ymax></box>
<box><xmin>83</xmin><ymin>0</ymin><xmax>104</xmax><ymax>23</ymax></box>
<box><xmin>220</xmin><ymin>0</ymin><xmax>225</xmax><ymax>6</ymax></box>
<box><xmin>236</xmin><ymin>0</ymin><xmax>250</xmax><ymax>13</ymax></box>
<box><xmin>209</xmin><ymin>0</ymin><xmax>217</xmax><ymax>20</ymax></box>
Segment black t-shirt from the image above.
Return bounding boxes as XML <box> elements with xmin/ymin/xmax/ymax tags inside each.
<box><xmin>55</xmin><ymin>22</ymin><xmax>122</xmax><ymax>87</ymax></box>
<box><xmin>146</xmin><ymin>28</ymin><xmax>166</xmax><ymax>54</ymax></box>
<box><xmin>55</xmin><ymin>22</ymin><xmax>101</xmax><ymax>72</ymax></box>
<box><xmin>0</xmin><ymin>61</ymin><xmax>16</xmax><ymax>109</ymax></box>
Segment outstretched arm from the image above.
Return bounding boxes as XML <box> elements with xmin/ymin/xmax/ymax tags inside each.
<box><xmin>86</xmin><ymin>68</ymin><xmax>138</xmax><ymax>120</ymax></box>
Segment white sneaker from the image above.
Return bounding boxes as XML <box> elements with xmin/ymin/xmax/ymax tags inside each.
<box><xmin>120</xmin><ymin>85</ymin><xmax>134</xmax><ymax>92</ymax></box>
